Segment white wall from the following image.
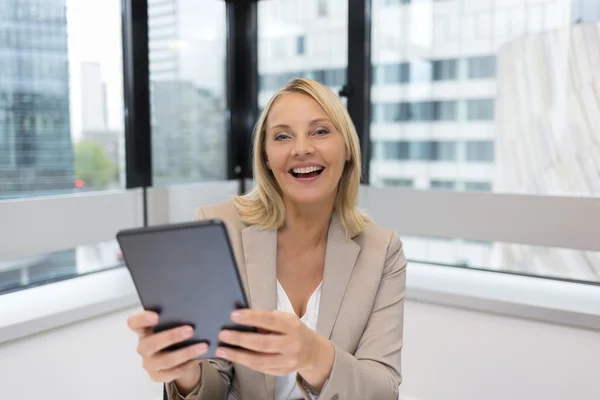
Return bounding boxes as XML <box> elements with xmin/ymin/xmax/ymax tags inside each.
<box><xmin>1</xmin><ymin>299</ymin><xmax>599</xmax><ymax>400</ymax></box>
<box><xmin>400</xmin><ymin>300</ymin><xmax>600</xmax><ymax>400</ymax></box>
<box><xmin>0</xmin><ymin>306</ymin><xmax>161</xmax><ymax>400</ymax></box>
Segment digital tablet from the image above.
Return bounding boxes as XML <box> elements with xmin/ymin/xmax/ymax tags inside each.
<box><xmin>116</xmin><ymin>219</ymin><xmax>253</xmax><ymax>359</ymax></box>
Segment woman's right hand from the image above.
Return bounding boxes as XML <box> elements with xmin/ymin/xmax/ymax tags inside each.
<box><xmin>127</xmin><ymin>311</ymin><xmax>209</xmax><ymax>394</ymax></box>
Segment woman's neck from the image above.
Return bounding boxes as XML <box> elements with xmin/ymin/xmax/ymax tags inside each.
<box><xmin>280</xmin><ymin>198</ymin><xmax>335</xmax><ymax>249</ymax></box>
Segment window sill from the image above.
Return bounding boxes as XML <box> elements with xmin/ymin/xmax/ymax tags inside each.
<box><xmin>0</xmin><ymin>267</ymin><xmax>139</xmax><ymax>344</ymax></box>
<box><xmin>406</xmin><ymin>262</ymin><xmax>600</xmax><ymax>331</ymax></box>
<box><xmin>1</xmin><ymin>262</ymin><xmax>599</xmax><ymax>345</ymax></box>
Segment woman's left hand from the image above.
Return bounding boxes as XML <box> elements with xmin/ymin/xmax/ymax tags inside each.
<box><xmin>216</xmin><ymin>309</ymin><xmax>333</xmax><ymax>384</ymax></box>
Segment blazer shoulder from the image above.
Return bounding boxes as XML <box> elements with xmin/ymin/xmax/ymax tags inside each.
<box><xmin>195</xmin><ymin>199</ymin><xmax>246</xmax><ymax>234</ymax></box>
<box><xmin>355</xmin><ymin>220</ymin><xmax>401</xmax><ymax>251</ymax></box>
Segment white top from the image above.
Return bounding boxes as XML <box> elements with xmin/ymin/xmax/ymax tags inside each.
<box><xmin>274</xmin><ymin>280</ymin><xmax>323</xmax><ymax>400</ymax></box>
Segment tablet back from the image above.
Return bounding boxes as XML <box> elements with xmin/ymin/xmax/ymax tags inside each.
<box><xmin>117</xmin><ymin>219</ymin><xmax>251</xmax><ymax>359</ymax></box>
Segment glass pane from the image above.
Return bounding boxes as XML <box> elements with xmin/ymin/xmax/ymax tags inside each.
<box><xmin>402</xmin><ymin>236</ymin><xmax>600</xmax><ymax>284</ymax></box>
<box><xmin>369</xmin><ymin>0</ymin><xmax>600</xmax><ymax>198</ymax></box>
<box><xmin>0</xmin><ymin>240</ymin><xmax>122</xmax><ymax>295</ymax></box>
<box><xmin>0</xmin><ymin>0</ymin><xmax>125</xmax><ymax>200</ymax></box>
<box><xmin>148</xmin><ymin>0</ymin><xmax>227</xmax><ymax>186</ymax></box>
<box><xmin>257</xmin><ymin>0</ymin><xmax>349</xmax><ymax>110</ymax></box>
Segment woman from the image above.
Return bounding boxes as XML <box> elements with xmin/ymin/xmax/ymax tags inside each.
<box><xmin>127</xmin><ymin>78</ymin><xmax>407</xmax><ymax>400</ymax></box>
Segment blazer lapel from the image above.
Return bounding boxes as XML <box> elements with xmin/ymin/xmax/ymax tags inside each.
<box><xmin>241</xmin><ymin>224</ymin><xmax>277</xmax><ymax>399</ymax></box>
<box><xmin>317</xmin><ymin>216</ymin><xmax>361</xmax><ymax>339</ymax></box>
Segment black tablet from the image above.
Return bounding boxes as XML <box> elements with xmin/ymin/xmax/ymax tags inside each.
<box><xmin>116</xmin><ymin>219</ymin><xmax>253</xmax><ymax>359</ymax></box>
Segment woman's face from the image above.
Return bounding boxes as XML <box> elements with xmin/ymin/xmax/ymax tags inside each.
<box><xmin>264</xmin><ymin>92</ymin><xmax>349</xmax><ymax>207</ymax></box>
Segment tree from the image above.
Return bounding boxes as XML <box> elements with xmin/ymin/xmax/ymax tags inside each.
<box><xmin>74</xmin><ymin>139</ymin><xmax>119</xmax><ymax>190</ymax></box>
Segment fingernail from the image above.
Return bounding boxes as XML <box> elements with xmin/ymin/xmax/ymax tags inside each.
<box><xmin>220</xmin><ymin>330</ymin><xmax>231</xmax><ymax>340</ymax></box>
<box><xmin>196</xmin><ymin>344</ymin><xmax>208</xmax><ymax>355</ymax></box>
<box><xmin>146</xmin><ymin>313</ymin><xmax>157</xmax><ymax>323</ymax></box>
<box><xmin>181</xmin><ymin>327</ymin><xmax>193</xmax><ymax>338</ymax></box>
<box><xmin>216</xmin><ymin>348</ymin><xmax>227</xmax><ymax>358</ymax></box>
<box><xmin>231</xmin><ymin>311</ymin><xmax>241</xmax><ymax>321</ymax></box>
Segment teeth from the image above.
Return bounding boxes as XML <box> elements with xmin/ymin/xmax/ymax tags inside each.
<box><xmin>292</xmin><ymin>166</ymin><xmax>323</xmax><ymax>174</ymax></box>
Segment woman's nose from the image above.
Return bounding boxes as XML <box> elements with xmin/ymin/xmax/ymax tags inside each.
<box><xmin>291</xmin><ymin>136</ymin><xmax>315</xmax><ymax>156</ymax></box>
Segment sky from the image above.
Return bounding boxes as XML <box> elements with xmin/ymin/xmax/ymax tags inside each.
<box><xmin>66</xmin><ymin>0</ymin><xmax>126</xmax><ymax>140</ymax></box>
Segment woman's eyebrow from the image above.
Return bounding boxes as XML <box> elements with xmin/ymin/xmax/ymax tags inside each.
<box><xmin>268</xmin><ymin>118</ymin><xmax>332</xmax><ymax>131</ymax></box>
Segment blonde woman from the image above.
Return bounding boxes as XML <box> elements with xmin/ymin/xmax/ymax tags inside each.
<box><xmin>127</xmin><ymin>78</ymin><xmax>407</xmax><ymax>400</ymax></box>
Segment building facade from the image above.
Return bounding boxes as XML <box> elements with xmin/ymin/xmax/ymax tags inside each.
<box><xmin>0</xmin><ymin>0</ymin><xmax>74</xmax><ymax>199</ymax></box>
<box><xmin>148</xmin><ymin>0</ymin><xmax>227</xmax><ymax>184</ymax></box>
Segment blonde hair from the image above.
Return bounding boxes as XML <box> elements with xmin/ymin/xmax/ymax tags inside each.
<box><xmin>233</xmin><ymin>78</ymin><xmax>370</xmax><ymax>239</ymax></box>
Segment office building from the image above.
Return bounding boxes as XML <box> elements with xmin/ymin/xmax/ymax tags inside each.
<box><xmin>148</xmin><ymin>0</ymin><xmax>227</xmax><ymax>183</ymax></box>
<box><xmin>151</xmin><ymin>81</ymin><xmax>226</xmax><ymax>185</ymax></box>
<box><xmin>0</xmin><ymin>0</ymin><xmax>75</xmax><ymax>199</ymax></box>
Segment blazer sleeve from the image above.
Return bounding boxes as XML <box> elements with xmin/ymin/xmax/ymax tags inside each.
<box><xmin>164</xmin><ymin>206</ymin><xmax>236</xmax><ymax>400</ymax></box>
<box><xmin>165</xmin><ymin>359</ymin><xmax>234</xmax><ymax>400</ymax></box>
<box><xmin>303</xmin><ymin>230</ymin><xmax>407</xmax><ymax>400</ymax></box>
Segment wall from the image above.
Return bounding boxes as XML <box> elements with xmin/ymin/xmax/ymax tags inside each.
<box><xmin>399</xmin><ymin>301</ymin><xmax>600</xmax><ymax>400</ymax></box>
<box><xmin>1</xmin><ymin>299</ymin><xmax>599</xmax><ymax>400</ymax></box>
<box><xmin>0</xmin><ymin>306</ymin><xmax>161</xmax><ymax>400</ymax></box>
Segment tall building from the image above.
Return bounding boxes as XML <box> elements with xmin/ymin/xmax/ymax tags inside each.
<box><xmin>0</xmin><ymin>0</ymin><xmax>76</xmax><ymax>289</ymax></box>
<box><xmin>80</xmin><ymin>62</ymin><xmax>108</xmax><ymax>132</ymax></box>
<box><xmin>0</xmin><ymin>0</ymin><xmax>75</xmax><ymax>200</ymax></box>
<box><xmin>151</xmin><ymin>81</ymin><xmax>226</xmax><ymax>185</ymax></box>
<box><xmin>148</xmin><ymin>0</ymin><xmax>227</xmax><ymax>184</ymax></box>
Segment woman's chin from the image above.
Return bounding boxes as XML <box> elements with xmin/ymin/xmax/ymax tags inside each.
<box><xmin>284</xmin><ymin>190</ymin><xmax>335</xmax><ymax>207</ymax></box>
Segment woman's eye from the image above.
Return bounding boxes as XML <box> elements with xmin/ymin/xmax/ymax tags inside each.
<box><xmin>274</xmin><ymin>133</ymin><xmax>289</xmax><ymax>141</ymax></box>
<box><xmin>315</xmin><ymin>129</ymin><xmax>330</xmax><ymax>136</ymax></box>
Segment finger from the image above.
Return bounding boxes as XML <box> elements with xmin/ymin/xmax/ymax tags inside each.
<box><xmin>215</xmin><ymin>347</ymin><xmax>285</xmax><ymax>373</ymax></box>
<box><xmin>218</xmin><ymin>330</ymin><xmax>287</xmax><ymax>354</ymax></box>
<box><xmin>231</xmin><ymin>310</ymin><xmax>296</xmax><ymax>333</ymax></box>
<box><xmin>149</xmin><ymin>359</ymin><xmax>201</xmax><ymax>383</ymax></box>
<box><xmin>147</xmin><ymin>343</ymin><xmax>209</xmax><ymax>372</ymax></box>
<box><xmin>127</xmin><ymin>311</ymin><xmax>159</xmax><ymax>335</ymax></box>
<box><xmin>138</xmin><ymin>325</ymin><xmax>195</xmax><ymax>356</ymax></box>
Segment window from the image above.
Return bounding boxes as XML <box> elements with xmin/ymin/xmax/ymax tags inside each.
<box><xmin>380</xmin><ymin>141</ymin><xmax>457</xmax><ymax>161</ymax></box>
<box><xmin>430</xmin><ymin>180</ymin><xmax>456</xmax><ymax>190</ymax></box>
<box><xmin>467</xmin><ymin>55</ymin><xmax>496</xmax><ymax>79</ymax></box>
<box><xmin>0</xmin><ymin>0</ymin><xmax>124</xmax><ymax>200</ymax></box>
<box><xmin>467</xmin><ymin>99</ymin><xmax>495</xmax><ymax>120</ymax></box>
<box><xmin>375</xmin><ymin>63</ymin><xmax>409</xmax><ymax>84</ymax></box>
<box><xmin>383</xmin><ymin>141</ymin><xmax>410</xmax><ymax>160</ymax></box>
<box><xmin>258</xmin><ymin>1</ymin><xmax>347</xmax><ymax>106</ymax></box>
<box><xmin>431</xmin><ymin>141</ymin><xmax>457</xmax><ymax>161</ymax></box>
<box><xmin>258</xmin><ymin>0</ymin><xmax>348</xmax><ymax>103</ymax></box>
<box><xmin>433</xmin><ymin>101</ymin><xmax>458</xmax><ymax>121</ymax></box>
<box><xmin>381</xmin><ymin>178</ymin><xmax>413</xmax><ymax>188</ymax></box>
<box><xmin>296</xmin><ymin>36</ymin><xmax>305</xmax><ymax>55</ymax></box>
<box><xmin>375</xmin><ymin>101</ymin><xmax>458</xmax><ymax>122</ymax></box>
<box><xmin>0</xmin><ymin>0</ymin><xmax>126</xmax><ymax>293</ymax></box>
<box><xmin>149</xmin><ymin>0</ymin><xmax>227</xmax><ymax>186</ymax></box>
<box><xmin>466</xmin><ymin>141</ymin><xmax>495</xmax><ymax>162</ymax></box>
<box><xmin>465</xmin><ymin>181</ymin><xmax>492</xmax><ymax>191</ymax></box>
<box><xmin>317</xmin><ymin>0</ymin><xmax>328</xmax><ymax>17</ymax></box>
<box><xmin>433</xmin><ymin>59</ymin><xmax>458</xmax><ymax>81</ymax></box>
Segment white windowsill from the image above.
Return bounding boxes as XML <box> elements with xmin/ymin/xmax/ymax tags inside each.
<box><xmin>0</xmin><ymin>267</ymin><xmax>140</xmax><ymax>344</ymax></box>
<box><xmin>1</xmin><ymin>262</ymin><xmax>599</xmax><ymax>345</ymax></box>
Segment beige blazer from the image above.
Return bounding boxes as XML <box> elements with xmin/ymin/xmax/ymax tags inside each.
<box><xmin>166</xmin><ymin>200</ymin><xmax>407</xmax><ymax>400</ymax></box>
